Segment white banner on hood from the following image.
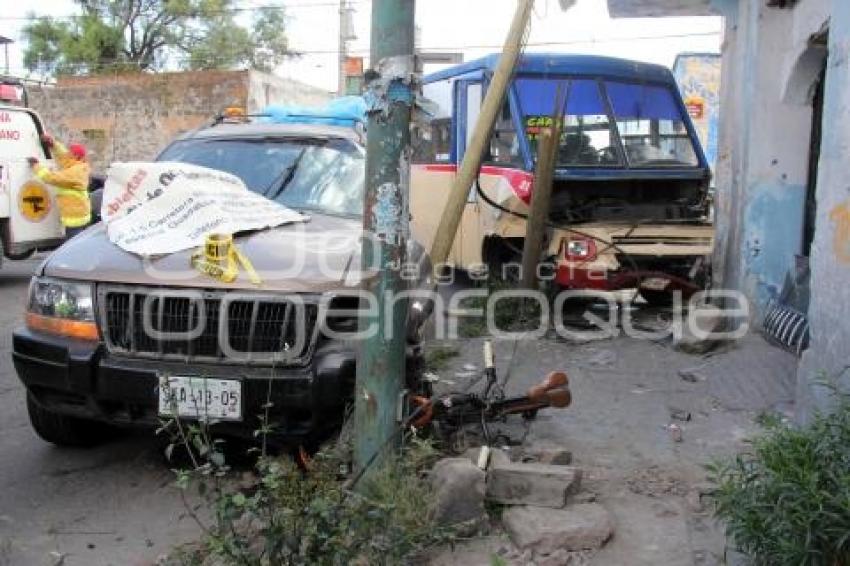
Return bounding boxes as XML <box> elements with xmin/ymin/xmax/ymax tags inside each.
<box><xmin>102</xmin><ymin>162</ymin><xmax>306</xmax><ymax>256</ymax></box>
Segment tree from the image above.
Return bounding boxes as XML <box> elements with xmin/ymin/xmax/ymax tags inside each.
<box><xmin>22</xmin><ymin>0</ymin><xmax>292</xmax><ymax>76</ymax></box>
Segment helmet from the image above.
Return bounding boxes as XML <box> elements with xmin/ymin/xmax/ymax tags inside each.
<box><xmin>69</xmin><ymin>143</ymin><xmax>87</xmax><ymax>160</ymax></box>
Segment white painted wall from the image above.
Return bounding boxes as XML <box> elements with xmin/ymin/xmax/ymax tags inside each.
<box><xmin>796</xmin><ymin>0</ymin><xmax>850</xmax><ymax>421</ymax></box>
<box><xmin>713</xmin><ymin>0</ymin><xmax>827</xmax><ymax>310</ymax></box>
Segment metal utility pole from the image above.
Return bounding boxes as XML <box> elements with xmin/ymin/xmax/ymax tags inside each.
<box><xmin>428</xmin><ymin>0</ymin><xmax>534</xmax><ymax>268</ymax></box>
<box><xmin>338</xmin><ymin>0</ymin><xmax>357</xmax><ymax>95</ymax></box>
<box><xmin>0</xmin><ymin>36</ymin><xmax>13</xmax><ymax>76</ymax></box>
<box><xmin>354</xmin><ymin>0</ymin><xmax>416</xmax><ymax>476</ymax></box>
<box><xmin>338</xmin><ymin>1</ymin><xmax>346</xmax><ymax>95</ymax></box>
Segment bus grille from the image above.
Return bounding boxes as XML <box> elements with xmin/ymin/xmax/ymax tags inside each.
<box><xmin>611</xmin><ymin>235</ymin><xmax>713</xmax><ymax>247</ymax></box>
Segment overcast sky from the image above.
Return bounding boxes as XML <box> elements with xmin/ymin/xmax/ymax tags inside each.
<box><xmin>1</xmin><ymin>0</ymin><xmax>722</xmax><ymax>91</ymax></box>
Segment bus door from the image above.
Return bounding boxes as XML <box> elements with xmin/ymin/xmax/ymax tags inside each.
<box><xmin>455</xmin><ymin>78</ymin><xmax>484</xmax><ymax>268</ymax></box>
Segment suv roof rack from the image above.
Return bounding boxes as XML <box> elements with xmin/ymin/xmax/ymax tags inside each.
<box><xmin>209</xmin><ymin>111</ymin><xmax>271</xmax><ymax>127</ymax></box>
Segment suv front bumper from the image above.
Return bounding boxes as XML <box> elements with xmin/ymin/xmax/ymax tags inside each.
<box><xmin>13</xmin><ymin>327</ymin><xmax>356</xmax><ymax>444</ymax></box>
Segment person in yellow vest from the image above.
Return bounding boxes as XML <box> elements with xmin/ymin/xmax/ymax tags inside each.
<box><xmin>27</xmin><ymin>134</ymin><xmax>92</xmax><ymax>237</ymax></box>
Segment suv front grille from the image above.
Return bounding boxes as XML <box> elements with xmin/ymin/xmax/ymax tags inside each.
<box><xmin>98</xmin><ymin>286</ymin><xmax>319</xmax><ymax>365</ymax></box>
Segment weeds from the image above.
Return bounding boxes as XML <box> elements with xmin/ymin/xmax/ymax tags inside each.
<box><xmin>707</xmin><ymin>394</ymin><xmax>850</xmax><ymax>566</ymax></box>
<box><xmin>424</xmin><ymin>345</ymin><xmax>460</xmax><ymax>372</ymax></box>
<box><xmin>159</xmin><ymin>413</ymin><xmax>453</xmax><ymax>566</ymax></box>
<box><xmin>458</xmin><ymin>279</ymin><xmax>543</xmax><ymax>338</ymax></box>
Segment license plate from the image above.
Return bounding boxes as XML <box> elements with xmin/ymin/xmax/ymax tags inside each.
<box><xmin>640</xmin><ymin>277</ymin><xmax>671</xmax><ymax>291</ymax></box>
<box><xmin>158</xmin><ymin>376</ymin><xmax>242</xmax><ymax>421</ymax></box>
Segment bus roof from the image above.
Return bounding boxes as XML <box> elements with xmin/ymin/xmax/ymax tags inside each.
<box><xmin>424</xmin><ymin>53</ymin><xmax>675</xmax><ymax>85</ymax></box>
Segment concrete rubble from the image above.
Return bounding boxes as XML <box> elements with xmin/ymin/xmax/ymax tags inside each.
<box><xmin>430</xmin><ymin>457</ymin><xmax>486</xmax><ymax>527</ymax></box>
<box><xmin>486</xmin><ymin>461</ymin><xmax>582</xmax><ymax>508</ymax></box>
<box><xmin>432</xmin><ymin>442</ymin><xmax>615</xmax><ymax>560</ymax></box>
<box><xmin>502</xmin><ymin>504</ymin><xmax>614</xmax><ymax>554</ymax></box>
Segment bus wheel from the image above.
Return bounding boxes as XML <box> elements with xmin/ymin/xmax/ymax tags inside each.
<box><xmin>5</xmin><ymin>249</ymin><xmax>35</xmax><ymax>261</ymax></box>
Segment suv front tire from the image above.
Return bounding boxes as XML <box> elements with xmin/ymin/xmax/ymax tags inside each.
<box><xmin>26</xmin><ymin>392</ymin><xmax>112</xmax><ymax>447</ymax></box>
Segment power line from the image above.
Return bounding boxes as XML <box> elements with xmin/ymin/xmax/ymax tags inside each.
<box><xmin>3</xmin><ymin>29</ymin><xmax>721</xmax><ymax>74</ymax></box>
<box><xmin>0</xmin><ymin>0</ymin><xmax>369</xmax><ymax>21</ymax></box>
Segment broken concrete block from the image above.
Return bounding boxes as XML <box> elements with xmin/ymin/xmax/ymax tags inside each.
<box><xmin>674</xmin><ymin>305</ymin><xmax>725</xmax><ymax>354</ymax></box>
<box><xmin>430</xmin><ymin>458</ymin><xmax>485</xmax><ymax>525</ymax></box>
<box><xmin>502</xmin><ymin>504</ymin><xmax>614</xmax><ymax>554</ymax></box>
<box><xmin>516</xmin><ymin>446</ymin><xmax>573</xmax><ymax>466</ymax></box>
<box><xmin>486</xmin><ymin>462</ymin><xmax>581</xmax><ymax>508</ymax></box>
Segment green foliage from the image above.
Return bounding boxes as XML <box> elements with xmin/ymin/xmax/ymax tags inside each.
<box><xmin>707</xmin><ymin>396</ymin><xmax>850</xmax><ymax>566</ymax></box>
<box><xmin>458</xmin><ymin>278</ymin><xmax>544</xmax><ymax>338</ymax></box>
<box><xmin>159</xmin><ymin>415</ymin><xmax>452</xmax><ymax>566</ymax></box>
<box><xmin>423</xmin><ymin>345</ymin><xmax>460</xmax><ymax>372</ymax></box>
<box><xmin>22</xmin><ymin>0</ymin><xmax>291</xmax><ymax>76</ymax></box>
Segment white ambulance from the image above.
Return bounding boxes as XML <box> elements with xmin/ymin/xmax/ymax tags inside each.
<box><xmin>0</xmin><ymin>79</ymin><xmax>65</xmax><ymax>263</ymax></box>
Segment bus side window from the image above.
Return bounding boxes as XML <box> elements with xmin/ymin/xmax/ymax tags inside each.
<box><xmin>488</xmin><ymin>98</ymin><xmax>521</xmax><ymax>166</ymax></box>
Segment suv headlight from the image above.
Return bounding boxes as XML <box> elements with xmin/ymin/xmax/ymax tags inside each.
<box><xmin>26</xmin><ymin>277</ymin><xmax>98</xmax><ymax>340</ymax></box>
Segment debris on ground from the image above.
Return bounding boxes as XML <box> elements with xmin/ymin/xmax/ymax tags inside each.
<box><xmin>673</xmin><ymin>305</ymin><xmax>726</xmax><ymax>355</ymax></box>
<box><xmin>502</xmin><ymin>503</ymin><xmax>614</xmax><ymax>554</ymax></box>
<box><xmin>669</xmin><ymin>407</ymin><xmax>692</xmax><ymax>422</ymax></box>
<box><xmin>430</xmin><ymin>457</ymin><xmax>486</xmax><ymax>529</ymax></box>
<box><xmin>678</xmin><ymin>367</ymin><xmax>706</xmax><ymax>382</ymax></box>
<box><xmin>486</xmin><ymin>461</ymin><xmax>582</xmax><ymax>508</ymax></box>
<box><xmin>626</xmin><ymin>466</ymin><xmax>688</xmax><ymax>498</ymax></box>
<box><xmin>430</xmin><ymin>436</ymin><xmax>616</xmax><ymax>562</ymax></box>
<box><xmin>667</xmin><ymin>423</ymin><xmax>684</xmax><ymax>442</ymax></box>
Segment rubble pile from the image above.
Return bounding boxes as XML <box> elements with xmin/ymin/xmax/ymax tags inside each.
<box><xmin>431</xmin><ymin>444</ymin><xmax>614</xmax><ymax>565</ymax></box>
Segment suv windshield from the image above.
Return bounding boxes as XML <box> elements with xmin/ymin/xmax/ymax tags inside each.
<box><xmin>515</xmin><ymin>77</ymin><xmax>699</xmax><ymax>168</ymax></box>
<box><xmin>158</xmin><ymin>137</ymin><xmax>365</xmax><ymax>217</ymax></box>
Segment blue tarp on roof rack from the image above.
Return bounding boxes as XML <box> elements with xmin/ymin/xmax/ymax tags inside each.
<box><xmin>260</xmin><ymin>96</ymin><xmax>367</xmax><ymax>127</ymax></box>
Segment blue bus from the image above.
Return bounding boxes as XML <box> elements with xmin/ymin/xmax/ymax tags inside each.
<box><xmin>410</xmin><ymin>53</ymin><xmax>714</xmax><ymax>303</ymax></box>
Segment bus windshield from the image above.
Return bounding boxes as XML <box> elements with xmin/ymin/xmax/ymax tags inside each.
<box><xmin>515</xmin><ymin>77</ymin><xmax>699</xmax><ymax>168</ymax></box>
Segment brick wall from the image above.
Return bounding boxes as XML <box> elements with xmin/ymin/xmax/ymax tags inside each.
<box><xmin>28</xmin><ymin>70</ymin><xmax>332</xmax><ymax>174</ymax></box>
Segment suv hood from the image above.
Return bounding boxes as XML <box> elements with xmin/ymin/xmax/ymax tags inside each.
<box><xmin>42</xmin><ymin>214</ymin><xmax>371</xmax><ymax>293</ymax></box>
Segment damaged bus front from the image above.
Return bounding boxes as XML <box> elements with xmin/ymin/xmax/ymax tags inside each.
<box><xmin>412</xmin><ymin>54</ymin><xmax>713</xmax><ymax>304</ymax></box>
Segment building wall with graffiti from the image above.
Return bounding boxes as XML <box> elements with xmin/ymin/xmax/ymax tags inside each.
<box><xmin>672</xmin><ymin>53</ymin><xmax>721</xmax><ymax>183</ymax></box>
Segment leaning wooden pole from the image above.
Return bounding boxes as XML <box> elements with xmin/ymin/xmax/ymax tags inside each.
<box><xmin>520</xmin><ymin>85</ymin><xmax>564</xmax><ymax>289</ymax></box>
<box><xmin>520</xmin><ymin>128</ymin><xmax>558</xmax><ymax>289</ymax></box>
<box><xmin>428</xmin><ymin>0</ymin><xmax>534</xmax><ymax>269</ymax></box>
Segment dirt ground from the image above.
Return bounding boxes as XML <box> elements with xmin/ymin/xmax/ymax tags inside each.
<box><xmin>425</xmin><ymin>324</ymin><xmax>797</xmax><ymax>566</ymax></box>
